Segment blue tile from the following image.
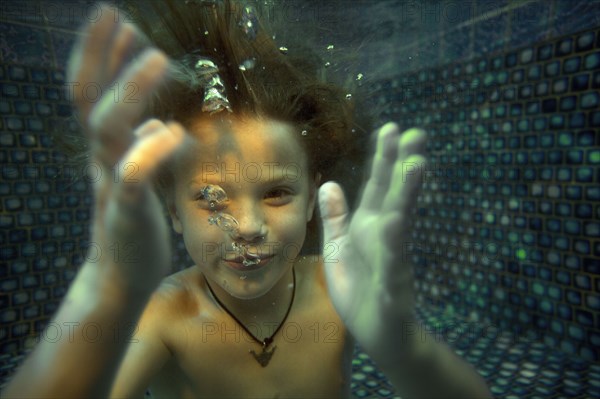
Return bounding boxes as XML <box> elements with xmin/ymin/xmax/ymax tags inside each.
<box><xmin>552</xmin><ymin>77</ymin><xmax>569</xmax><ymax>94</ymax></box>
<box><xmin>537</xmin><ymin>43</ymin><xmax>553</xmax><ymax>60</ymax></box>
<box><xmin>575</xmin><ymin>204</ymin><xmax>592</xmax><ymax>218</ymax></box>
<box><xmin>577</xmin><ymin>130</ymin><xmax>600</xmax><ymax>147</ymax></box>
<box><xmin>7</xmin><ymin>65</ymin><xmax>26</xmax><ymax>81</ymax></box>
<box><xmin>1</xmin><ymin>83</ymin><xmax>19</xmax><ymax>97</ymax></box>
<box><xmin>572</xmin><ymin>73</ymin><xmax>590</xmax><ymax>91</ymax></box>
<box><xmin>569</xmin><ymin>112</ymin><xmax>585</xmax><ymax>128</ymax></box>
<box><xmin>585</xmin><ymin>222</ymin><xmax>600</xmax><ymax>238</ymax></box>
<box><xmin>581</xmin><ymin>92</ymin><xmax>600</xmax><ymax>108</ymax></box>
<box><xmin>542</xmin><ymin>98</ymin><xmax>557</xmax><ymax>113</ymax></box>
<box><xmin>535</xmin><ymin>80</ymin><xmax>548</xmax><ymax>96</ymax></box>
<box><xmin>22</xmin><ymin>275</ymin><xmax>39</xmax><ymax>289</ymax></box>
<box><xmin>575</xmin><ymin>310</ymin><xmax>593</xmax><ymax>326</ymax></box>
<box><xmin>575</xmin><ymin>167</ymin><xmax>593</xmax><ymax>182</ymax></box>
<box><xmin>545</xmin><ymin>60</ymin><xmax>560</xmax><ymax>77</ymax></box>
<box><xmin>586</xmin><ymin>294</ymin><xmax>600</xmax><ymax>311</ymax></box>
<box><xmin>31</xmin><ymin>257</ymin><xmax>48</xmax><ymax>273</ymax></box>
<box><xmin>576</xmin><ymin>31</ymin><xmax>595</xmax><ymax>52</ymax></box>
<box><xmin>584</xmin><ymin>51</ymin><xmax>600</xmax><ymax>70</ymax></box>
<box><xmin>556</xmin><ymin>37</ymin><xmax>574</xmax><ymax>56</ymax></box>
<box><xmin>566</xmin><ymin>290</ymin><xmax>582</xmax><ymax>306</ymax></box>
<box><xmin>556</xmin><ymin>304</ymin><xmax>573</xmax><ymax>321</ymax></box>
<box><xmin>559</xmin><ymin>96</ymin><xmax>577</xmax><ymax>112</ymax></box>
<box><xmin>591</xmin><ymin>111</ymin><xmax>600</xmax><ymax>127</ymax></box>
<box><xmin>563</xmin><ymin>56</ymin><xmax>581</xmax><ymax>74</ymax></box>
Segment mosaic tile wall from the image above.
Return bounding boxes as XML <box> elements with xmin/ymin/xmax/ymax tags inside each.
<box><xmin>369</xmin><ymin>27</ymin><xmax>600</xmax><ymax>363</ymax></box>
<box><xmin>0</xmin><ymin>65</ymin><xmax>91</xmax><ymax>362</ymax></box>
<box><xmin>1</xmin><ymin>0</ymin><xmax>600</xmax><ymax>396</ymax></box>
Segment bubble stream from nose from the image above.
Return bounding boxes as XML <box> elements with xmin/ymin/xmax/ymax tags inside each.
<box><xmin>202</xmin><ymin>184</ymin><xmax>260</xmax><ymax>268</ymax></box>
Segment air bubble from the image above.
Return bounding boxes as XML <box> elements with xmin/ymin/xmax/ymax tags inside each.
<box><xmin>201</xmin><ymin>185</ymin><xmax>227</xmax><ymax>204</ymax></box>
<box><xmin>216</xmin><ymin>213</ymin><xmax>239</xmax><ymax>232</ymax></box>
<box><xmin>239</xmin><ymin>58</ymin><xmax>256</xmax><ymax>71</ymax></box>
<box><xmin>242</xmin><ymin>258</ymin><xmax>260</xmax><ymax>267</ymax></box>
<box><xmin>301</xmin><ymin>130</ymin><xmax>308</xmax><ymax>136</ymax></box>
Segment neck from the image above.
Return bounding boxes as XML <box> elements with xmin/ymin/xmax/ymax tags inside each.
<box><xmin>206</xmin><ymin>266</ymin><xmax>296</xmax><ymax>328</ymax></box>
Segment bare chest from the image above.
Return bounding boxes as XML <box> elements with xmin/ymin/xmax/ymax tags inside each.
<box><xmin>149</xmin><ymin>283</ymin><xmax>353</xmax><ymax>398</ymax></box>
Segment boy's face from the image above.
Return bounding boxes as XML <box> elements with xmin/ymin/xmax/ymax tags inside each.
<box><xmin>168</xmin><ymin>116</ymin><xmax>317</xmax><ymax>299</ymax></box>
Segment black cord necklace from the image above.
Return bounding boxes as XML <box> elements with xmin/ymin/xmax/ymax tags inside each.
<box><xmin>204</xmin><ymin>268</ymin><xmax>296</xmax><ymax>367</ymax></box>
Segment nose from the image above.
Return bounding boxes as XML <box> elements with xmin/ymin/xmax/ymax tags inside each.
<box><xmin>230</xmin><ymin>200</ymin><xmax>266</xmax><ymax>243</ymax></box>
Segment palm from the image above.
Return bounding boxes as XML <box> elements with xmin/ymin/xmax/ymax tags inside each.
<box><xmin>319</xmin><ymin>124</ymin><xmax>427</xmax><ymax>362</ymax></box>
<box><xmin>67</xmin><ymin>5</ymin><xmax>184</xmax><ymax>292</ymax></box>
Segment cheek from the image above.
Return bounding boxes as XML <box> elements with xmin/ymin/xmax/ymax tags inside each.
<box><xmin>179</xmin><ymin>210</ymin><xmax>227</xmax><ymax>262</ymax></box>
<box><xmin>268</xmin><ymin>206</ymin><xmax>309</xmax><ymax>247</ymax></box>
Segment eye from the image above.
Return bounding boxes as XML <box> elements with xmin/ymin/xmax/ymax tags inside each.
<box><xmin>195</xmin><ymin>195</ymin><xmax>226</xmax><ymax>210</ymax></box>
<box><xmin>264</xmin><ymin>188</ymin><xmax>293</xmax><ymax>205</ymax></box>
<box><xmin>196</xmin><ymin>185</ymin><xmax>228</xmax><ymax>209</ymax></box>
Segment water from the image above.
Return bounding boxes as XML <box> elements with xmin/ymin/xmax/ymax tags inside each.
<box><xmin>0</xmin><ymin>0</ymin><xmax>599</xmax><ymax>397</ymax></box>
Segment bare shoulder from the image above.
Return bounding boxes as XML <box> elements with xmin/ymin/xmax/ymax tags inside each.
<box><xmin>136</xmin><ymin>267</ymin><xmax>204</xmax><ymax>333</ymax></box>
<box><xmin>110</xmin><ymin>268</ymin><xmax>204</xmax><ymax>397</ymax></box>
<box><xmin>146</xmin><ymin>267</ymin><xmax>203</xmax><ymax>315</ymax></box>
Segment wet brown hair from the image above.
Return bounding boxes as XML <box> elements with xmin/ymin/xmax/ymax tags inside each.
<box><xmin>125</xmin><ymin>0</ymin><xmax>364</xmax><ymax>196</ymax></box>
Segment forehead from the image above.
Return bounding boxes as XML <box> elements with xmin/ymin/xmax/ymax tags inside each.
<box><xmin>173</xmin><ymin>116</ymin><xmax>309</xmax><ymax>182</ymax></box>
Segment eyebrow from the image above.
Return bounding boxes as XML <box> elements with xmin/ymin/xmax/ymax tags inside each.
<box><xmin>187</xmin><ymin>175</ymin><xmax>300</xmax><ymax>189</ymax></box>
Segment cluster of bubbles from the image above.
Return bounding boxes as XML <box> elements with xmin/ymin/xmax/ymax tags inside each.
<box><xmin>202</xmin><ymin>185</ymin><xmax>260</xmax><ymax>268</ymax></box>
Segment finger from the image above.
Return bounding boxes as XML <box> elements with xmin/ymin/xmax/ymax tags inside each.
<box><xmin>67</xmin><ymin>3</ymin><xmax>121</xmax><ymax>117</ymax></box>
<box><xmin>117</xmin><ymin>120</ymin><xmax>185</xmax><ymax>185</ymax></box>
<box><xmin>381</xmin><ymin>153</ymin><xmax>427</xmax><ymax>217</ymax></box>
<box><xmin>89</xmin><ymin>49</ymin><xmax>169</xmax><ymax>167</ymax></box>
<box><xmin>106</xmin><ymin>23</ymin><xmax>137</xmax><ymax>86</ymax></box>
<box><xmin>380</xmin><ymin>128</ymin><xmax>427</xmax><ymax>214</ymax></box>
<box><xmin>379</xmin><ymin>212</ymin><xmax>415</xmax><ymax>309</ymax></box>
<box><xmin>318</xmin><ymin>181</ymin><xmax>350</xmax><ymax>244</ymax></box>
<box><xmin>358</xmin><ymin>122</ymin><xmax>400</xmax><ymax>212</ymax></box>
<box><xmin>397</xmin><ymin>128</ymin><xmax>427</xmax><ymax>162</ymax></box>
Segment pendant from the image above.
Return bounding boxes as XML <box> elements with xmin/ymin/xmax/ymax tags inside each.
<box><xmin>250</xmin><ymin>345</ymin><xmax>276</xmax><ymax>367</ymax></box>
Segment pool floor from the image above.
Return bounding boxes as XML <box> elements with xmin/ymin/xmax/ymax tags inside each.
<box><xmin>349</xmin><ymin>305</ymin><xmax>598</xmax><ymax>398</ymax></box>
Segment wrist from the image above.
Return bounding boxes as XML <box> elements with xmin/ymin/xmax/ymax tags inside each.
<box><xmin>72</xmin><ymin>261</ymin><xmax>156</xmax><ymax>313</ymax></box>
<box><xmin>373</xmin><ymin>318</ymin><xmax>433</xmax><ymax>372</ymax></box>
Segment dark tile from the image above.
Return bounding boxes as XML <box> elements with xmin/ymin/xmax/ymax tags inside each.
<box><xmin>0</xmin><ymin>22</ymin><xmax>52</xmax><ymax>67</ymax></box>
<box><xmin>50</xmin><ymin>30</ymin><xmax>78</xmax><ymax>70</ymax></box>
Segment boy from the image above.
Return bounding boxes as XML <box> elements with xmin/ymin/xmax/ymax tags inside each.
<box><xmin>4</xmin><ymin>2</ymin><xmax>491</xmax><ymax>398</ymax></box>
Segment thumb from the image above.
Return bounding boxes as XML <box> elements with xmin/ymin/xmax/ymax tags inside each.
<box><xmin>118</xmin><ymin>119</ymin><xmax>185</xmax><ymax>184</ymax></box>
<box><xmin>110</xmin><ymin>119</ymin><xmax>184</xmax><ymax>208</ymax></box>
<box><xmin>318</xmin><ymin>181</ymin><xmax>350</xmax><ymax>244</ymax></box>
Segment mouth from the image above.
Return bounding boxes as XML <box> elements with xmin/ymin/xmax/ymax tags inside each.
<box><xmin>223</xmin><ymin>254</ymin><xmax>275</xmax><ymax>271</ymax></box>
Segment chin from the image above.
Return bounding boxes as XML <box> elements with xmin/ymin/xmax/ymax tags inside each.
<box><xmin>223</xmin><ymin>280</ymin><xmax>274</xmax><ymax>300</ymax></box>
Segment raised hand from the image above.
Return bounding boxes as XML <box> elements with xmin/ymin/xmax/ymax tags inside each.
<box><xmin>318</xmin><ymin>123</ymin><xmax>427</xmax><ymax>366</ymax></box>
<box><xmin>67</xmin><ymin>4</ymin><xmax>184</xmax><ymax>296</ymax></box>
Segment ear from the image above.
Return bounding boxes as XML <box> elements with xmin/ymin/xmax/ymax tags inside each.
<box><xmin>167</xmin><ymin>197</ymin><xmax>183</xmax><ymax>234</ymax></box>
<box><xmin>306</xmin><ymin>172</ymin><xmax>322</xmax><ymax>222</ymax></box>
